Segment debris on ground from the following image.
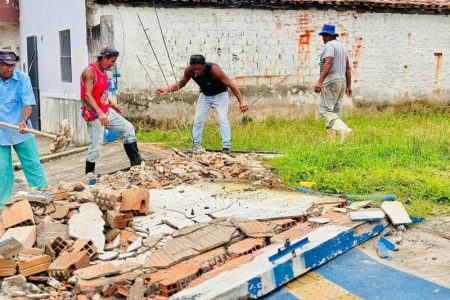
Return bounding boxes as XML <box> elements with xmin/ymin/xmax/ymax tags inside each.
<box><xmin>0</xmin><ymin>149</ymin><xmax>430</xmax><ymax>298</ymax></box>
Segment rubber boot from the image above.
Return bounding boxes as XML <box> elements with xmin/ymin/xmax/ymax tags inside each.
<box><xmin>331</xmin><ymin>119</ymin><xmax>352</xmax><ymax>144</ymax></box>
<box><xmin>85</xmin><ymin>161</ymin><xmax>95</xmax><ymax>174</ymax></box>
<box><xmin>124</xmin><ymin>142</ymin><xmax>143</xmax><ymax>166</ymax></box>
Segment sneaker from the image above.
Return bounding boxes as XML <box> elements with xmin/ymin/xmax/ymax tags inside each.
<box><xmin>192</xmin><ymin>146</ymin><xmax>206</xmax><ymax>154</ymax></box>
<box><xmin>222</xmin><ymin>148</ymin><xmax>231</xmax><ymax>155</ymax></box>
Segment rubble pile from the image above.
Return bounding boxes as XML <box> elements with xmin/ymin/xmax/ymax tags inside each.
<box><xmin>0</xmin><ymin>150</ymin><xmax>415</xmax><ymax>299</ymax></box>
<box><xmin>96</xmin><ymin>149</ymin><xmax>283</xmax><ymax>190</ymax></box>
<box><xmin>0</xmin><ymin>182</ymin><xmax>327</xmax><ymax>299</ymax></box>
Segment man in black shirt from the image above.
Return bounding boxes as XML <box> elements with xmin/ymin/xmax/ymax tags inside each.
<box><xmin>156</xmin><ymin>54</ymin><xmax>248</xmax><ymax>154</ymax></box>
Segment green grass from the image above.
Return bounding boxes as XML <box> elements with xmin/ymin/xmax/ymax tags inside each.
<box><xmin>137</xmin><ymin>102</ymin><xmax>450</xmax><ymax>217</ymax></box>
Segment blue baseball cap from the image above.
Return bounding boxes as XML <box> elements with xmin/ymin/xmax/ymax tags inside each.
<box><xmin>319</xmin><ymin>24</ymin><xmax>339</xmax><ymax>37</ymax></box>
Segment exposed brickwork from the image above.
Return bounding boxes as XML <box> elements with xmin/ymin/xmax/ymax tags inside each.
<box><xmin>227</xmin><ymin>238</ymin><xmax>266</xmax><ymax>258</ymax></box>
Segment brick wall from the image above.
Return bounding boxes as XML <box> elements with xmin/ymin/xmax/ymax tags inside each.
<box><xmin>88</xmin><ymin>5</ymin><xmax>449</xmax><ymax>123</ymax></box>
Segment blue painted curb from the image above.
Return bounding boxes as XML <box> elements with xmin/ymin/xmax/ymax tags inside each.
<box><xmin>316</xmin><ymin>248</ymin><xmax>450</xmax><ymax>300</ymax></box>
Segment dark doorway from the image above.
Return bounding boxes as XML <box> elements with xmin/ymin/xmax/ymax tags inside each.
<box><xmin>26</xmin><ymin>35</ymin><xmax>40</xmax><ymax>130</ymax></box>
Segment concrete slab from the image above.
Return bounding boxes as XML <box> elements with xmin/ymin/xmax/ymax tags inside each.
<box><xmin>381</xmin><ymin>201</ymin><xmax>412</xmax><ymax>225</ymax></box>
<box><xmin>349</xmin><ymin>209</ymin><xmax>385</xmax><ymax>222</ymax></box>
<box><xmin>145</xmin><ymin>182</ymin><xmax>318</xmax><ymax>229</ymax></box>
<box><xmin>68</xmin><ymin>203</ymin><xmax>105</xmax><ymax>251</ymax></box>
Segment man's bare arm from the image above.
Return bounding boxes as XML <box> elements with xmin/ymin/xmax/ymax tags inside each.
<box><xmin>82</xmin><ymin>68</ymin><xmax>109</xmax><ymax>126</ymax></box>
<box><xmin>211</xmin><ymin>65</ymin><xmax>248</xmax><ymax>112</ymax></box>
<box><xmin>156</xmin><ymin>67</ymin><xmax>192</xmax><ymax>95</ymax></box>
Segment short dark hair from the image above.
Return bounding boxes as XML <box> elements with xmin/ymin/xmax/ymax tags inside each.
<box><xmin>190</xmin><ymin>54</ymin><xmax>205</xmax><ymax>65</ymax></box>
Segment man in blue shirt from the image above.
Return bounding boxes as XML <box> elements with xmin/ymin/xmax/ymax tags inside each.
<box><xmin>0</xmin><ymin>49</ymin><xmax>47</xmax><ymax>207</ymax></box>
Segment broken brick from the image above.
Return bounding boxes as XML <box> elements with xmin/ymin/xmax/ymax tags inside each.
<box><xmin>269</xmin><ymin>219</ymin><xmax>297</xmax><ymax>234</ymax></box>
<box><xmin>47</xmin><ymin>190</ymin><xmax>70</xmax><ymax>201</ymax></box>
<box><xmin>102</xmin><ymin>285</ymin><xmax>116</xmax><ymax>297</ymax></box>
<box><xmin>236</xmin><ymin>220</ymin><xmax>274</xmax><ymax>238</ymax></box>
<box><xmin>190</xmin><ymin>247</ymin><xmax>228</xmax><ymax>272</ymax></box>
<box><xmin>18</xmin><ymin>255</ymin><xmax>51</xmax><ymax>277</ymax></box>
<box><xmin>2</xmin><ymin>200</ymin><xmax>34</xmax><ymax>229</ymax></box>
<box><xmin>48</xmin><ymin>251</ymin><xmax>90</xmax><ymax>279</ymax></box>
<box><xmin>71</xmin><ymin>239</ymin><xmax>98</xmax><ymax>259</ymax></box>
<box><xmin>227</xmin><ymin>238</ymin><xmax>265</xmax><ymax>257</ymax></box>
<box><xmin>105</xmin><ymin>228</ymin><xmax>120</xmax><ymax>242</ymax></box>
<box><xmin>50</xmin><ymin>237</ymin><xmax>70</xmax><ymax>257</ymax></box>
<box><xmin>96</xmin><ymin>188</ymin><xmax>122</xmax><ymax>210</ymax></box>
<box><xmin>106</xmin><ymin>210</ymin><xmax>133</xmax><ymax>229</ymax></box>
<box><xmin>115</xmin><ymin>284</ymin><xmax>130</xmax><ymax>297</ymax></box>
<box><xmin>120</xmin><ymin>188</ymin><xmax>149</xmax><ymax>215</ymax></box>
<box><xmin>0</xmin><ymin>258</ymin><xmax>17</xmax><ymax>276</ymax></box>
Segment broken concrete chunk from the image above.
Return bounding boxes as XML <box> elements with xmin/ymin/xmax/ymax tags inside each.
<box><xmin>349</xmin><ymin>209</ymin><xmax>386</xmax><ymax>222</ymax></box>
<box><xmin>68</xmin><ymin>203</ymin><xmax>105</xmax><ymax>251</ymax></box>
<box><xmin>143</xmin><ymin>234</ymin><xmax>163</xmax><ymax>248</ymax></box>
<box><xmin>0</xmin><ymin>237</ymin><xmax>23</xmax><ymax>258</ymax></box>
<box><xmin>0</xmin><ymin>275</ymin><xmax>27</xmax><ymax>294</ymax></box>
<box><xmin>381</xmin><ymin>201</ymin><xmax>412</xmax><ymax>225</ymax></box>
<box><xmin>46</xmin><ymin>277</ymin><xmax>61</xmax><ymax>289</ymax></box>
<box><xmin>98</xmin><ymin>251</ymin><xmax>119</xmax><ymax>261</ymax></box>
<box><xmin>2</xmin><ymin>226</ymin><xmax>36</xmax><ymax>248</ymax></box>
<box><xmin>36</xmin><ymin>223</ymin><xmax>69</xmax><ymax>248</ymax></box>
<box><xmin>308</xmin><ymin>217</ymin><xmax>331</xmax><ymax>224</ymax></box>
<box><xmin>127</xmin><ymin>237</ymin><xmax>143</xmax><ymax>252</ymax></box>
<box><xmin>348</xmin><ymin>200</ymin><xmax>372</xmax><ymax>211</ymax></box>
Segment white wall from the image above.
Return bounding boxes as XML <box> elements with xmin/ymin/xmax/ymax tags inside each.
<box><xmin>89</xmin><ymin>5</ymin><xmax>450</xmax><ymax>102</ymax></box>
<box><xmin>20</xmin><ymin>0</ymin><xmax>89</xmax><ymax>143</ymax></box>
<box><xmin>20</xmin><ymin>0</ymin><xmax>88</xmax><ymax>97</ymax></box>
<box><xmin>0</xmin><ymin>24</ymin><xmax>20</xmax><ymax>53</ymax></box>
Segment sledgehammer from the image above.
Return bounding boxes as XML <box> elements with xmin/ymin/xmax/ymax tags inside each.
<box><xmin>0</xmin><ymin>119</ymin><xmax>73</xmax><ymax>153</ymax></box>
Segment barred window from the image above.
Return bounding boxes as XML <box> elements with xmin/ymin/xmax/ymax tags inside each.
<box><xmin>59</xmin><ymin>29</ymin><xmax>72</xmax><ymax>83</ymax></box>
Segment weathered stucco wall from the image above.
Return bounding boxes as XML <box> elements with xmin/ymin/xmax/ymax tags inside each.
<box><xmin>20</xmin><ymin>0</ymin><xmax>89</xmax><ymax>143</ymax></box>
<box><xmin>88</xmin><ymin>4</ymin><xmax>449</xmax><ymax>109</ymax></box>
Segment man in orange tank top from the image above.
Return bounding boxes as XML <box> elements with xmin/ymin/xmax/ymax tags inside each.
<box><xmin>80</xmin><ymin>45</ymin><xmax>143</xmax><ymax>174</ymax></box>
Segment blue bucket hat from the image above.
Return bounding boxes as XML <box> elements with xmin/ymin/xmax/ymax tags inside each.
<box><xmin>319</xmin><ymin>24</ymin><xmax>339</xmax><ymax>37</ymax></box>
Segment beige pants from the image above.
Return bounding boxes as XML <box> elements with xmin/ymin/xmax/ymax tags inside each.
<box><xmin>318</xmin><ymin>81</ymin><xmax>346</xmax><ymax>128</ymax></box>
